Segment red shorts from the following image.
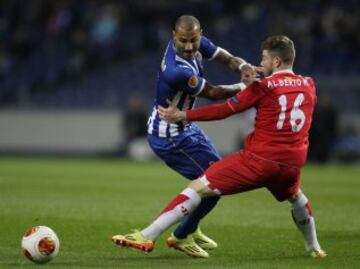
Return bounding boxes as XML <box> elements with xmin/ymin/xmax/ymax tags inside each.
<box><xmin>203</xmin><ymin>150</ymin><xmax>301</xmax><ymax>201</ymax></box>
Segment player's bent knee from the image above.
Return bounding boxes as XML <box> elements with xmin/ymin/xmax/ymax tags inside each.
<box><xmin>288</xmin><ymin>189</ymin><xmax>303</xmax><ymax>202</ymax></box>
<box><xmin>188</xmin><ymin>178</ymin><xmax>218</xmax><ymax>198</ymax></box>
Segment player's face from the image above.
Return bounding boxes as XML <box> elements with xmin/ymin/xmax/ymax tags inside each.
<box><xmin>261</xmin><ymin>50</ymin><xmax>280</xmax><ymax>76</ymax></box>
<box><xmin>261</xmin><ymin>50</ymin><xmax>274</xmax><ymax>76</ymax></box>
<box><xmin>173</xmin><ymin>29</ymin><xmax>202</xmax><ymax>59</ymax></box>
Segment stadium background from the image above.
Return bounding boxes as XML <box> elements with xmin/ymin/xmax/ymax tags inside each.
<box><xmin>0</xmin><ymin>0</ymin><xmax>359</xmax><ymax>161</ymax></box>
<box><xmin>0</xmin><ymin>1</ymin><xmax>359</xmax><ymax>268</ymax></box>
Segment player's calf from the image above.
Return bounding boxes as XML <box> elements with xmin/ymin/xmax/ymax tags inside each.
<box><xmin>141</xmin><ymin>179</ymin><xmax>216</xmax><ymax>241</ymax></box>
<box><xmin>288</xmin><ymin>191</ymin><xmax>326</xmax><ymax>258</ymax></box>
<box><xmin>141</xmin><ymin>187</ymin><xmax>203</xmax><ymax>241</ymax></box>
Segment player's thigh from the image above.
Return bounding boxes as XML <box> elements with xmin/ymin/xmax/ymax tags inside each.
<box><xmin>147</xmin><ymin>135</ymin><xmax>193</xmax><ymax>178</ymax></box>
<box><xmin>168</xmin><ymin>133</ymin><xmax>221</xmax><ymax>179</ymax></box>
<box><xmin>147</xmin><ymin>134</ymin><xmax>220</xmax><ymax>180</ymax></box>
<box><xmin>203</xmin><ymin>151</ymin><xmax>279</xmax><ymax>195</ymax></box>
<box><xmin>190</xmin><ymin>124</ymin><xmax>220</xmax><ymax>159</ymax></box>
<box><xmin>177</xmin><ymin>131</ymin><xmax>220</xmax><ymax>165</ymax></box>
<box><xmin>265</xmin><ymin>165</ymin><xmax>301</xmax><ymax>202</ymax></box>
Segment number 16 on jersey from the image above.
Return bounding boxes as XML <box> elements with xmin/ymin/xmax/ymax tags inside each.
<box><xmin>277</xmin><ymin>93</ymin><xmax>306</xmax><ymax>132</ymax></box>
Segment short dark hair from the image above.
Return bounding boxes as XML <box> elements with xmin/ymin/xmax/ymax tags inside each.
<box><xmin>261</xmin><ymin>35</ymin><xmax>295</xmax><ymax>65</ymax></box>
<box><xmin>174</xmin><ymin>15</ymin><xmax>201</xmax><ymax>32</ymax></box>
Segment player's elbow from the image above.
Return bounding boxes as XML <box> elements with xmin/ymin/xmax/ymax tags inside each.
<box><xmin>206</xmin><ymin>93</ymin><xmax>219</xmax><ymax>101</ymax></box>
<box><xmin>199</xmin><ymin>84</ymin><xmax>226</xmax><ymax>101</ymax></box>
<box><xmin>206</xmin><ymin>89</ymin><xmax>224</xmax><ymax>101</ymax></box>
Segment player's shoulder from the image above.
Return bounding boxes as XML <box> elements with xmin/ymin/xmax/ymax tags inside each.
<box><xmin>259</xmin><ymin>73</ymin><xmax>280</xmax><ymax>89</ymax></box>
<box><xmin>163</xmin><ymin>61</ymin><xmax>194</xmax><ymax>84</ymax></box>
<box><xmin>252</xmin><ymin>77</ymin><xmax>272</xmax><ymax>91</ymax></box>
<box><xmin>200</xmin><ymin>35</ymin><xmax>214</xmax><ymax>46</ymax></box>
<box><xmin>199</xmin><ymin>35</ymin><xmax>219</xmax><ymax>60</ymax></box>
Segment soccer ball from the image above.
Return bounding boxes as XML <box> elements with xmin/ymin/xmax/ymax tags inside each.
<box><xmin>21</xmin><ymin>226</ymin><xmax>60</xmax><ymax>264</ymax></box>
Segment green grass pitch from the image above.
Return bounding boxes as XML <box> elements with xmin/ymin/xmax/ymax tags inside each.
<box><xmin>0</xmin><ymin>157</ymin><xmax>359</xmax><ymax>269</ymax></box>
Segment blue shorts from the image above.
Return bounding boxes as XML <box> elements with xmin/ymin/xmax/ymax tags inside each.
<box><xmin>147</xmin><ymin>124</ymin><xmax>221</xmax><ymax>180</ymax></box>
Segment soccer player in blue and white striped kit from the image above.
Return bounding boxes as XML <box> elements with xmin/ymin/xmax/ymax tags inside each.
<box><xmin>113</xmin><ymin>15</ymin><xmax>255</xmax><ymax>258</ymax></box>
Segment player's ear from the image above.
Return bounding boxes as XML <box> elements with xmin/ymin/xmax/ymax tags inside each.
<box><xmin>172</xmin><ymin>30</ymin><xmax>176</xmax><ymax>39</ymax></box>
<box><xmin>274</xmin><ymin>56</ymin><xmax>281</xmax><ymax>68</ymax></box>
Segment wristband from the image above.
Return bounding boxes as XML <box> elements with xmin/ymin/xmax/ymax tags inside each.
<box><xmin>220</xmin><ymin>82</ymin><xmax>246</xmax><ymax>92</ymax></box>
<box><xmin>238</xmin><ymin>82</ymin><xmax>246</xmax><ymax>91</ymax></box>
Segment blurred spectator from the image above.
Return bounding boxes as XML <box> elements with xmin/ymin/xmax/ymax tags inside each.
<box><xmin>46</xmin><ymin>1</ymin><xmax>72</xmax><ymax>39</ymax></box>
<box><xmin>0</xmin><ymin>49</ymin><xmax>12</xmax><ymax>80</ymax></box>
<box><xmin>89</xmin><ymin>3</ymin><xmax>120</xmax><ymax>63</ymax></box>
<box><xmin>120</xmin><ymin>94</ymin><xmax>151</xmax><ymax>160</ymax></box>
<box><xmin>123</xmin><ymin>94</ymin><xmax>148</xmax><ymax>143</ymax></box>
<box><xmin>309</xmin><ymin>93</ymin><xmax>339</xmax><ymax>163</ymax></box>
<box><xmin>11</xmin><ymin>25</ymin><xmax>35</xmax><ymax>60</ymax></box>
<box><xmin>66</xmin><ymin>26</ymin><xmax>89</xmax><ymax>77</ymax></box>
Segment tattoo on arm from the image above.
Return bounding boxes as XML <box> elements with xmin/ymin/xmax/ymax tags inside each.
<box><xmin>214</xmin><ymin>48</ymin><xmax>245</xmax><ymax>72</ymax></box>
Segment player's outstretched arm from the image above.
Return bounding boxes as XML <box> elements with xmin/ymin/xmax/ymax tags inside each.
<box><xmin>214</xmin><ymin>49</ymin><xmax>258</xmax><ymax>81</ymax></box>
<box><xmin>158</xmin><ymin>99</ymin><xmax>235</xmax><ymax>123</ymax></box>
<box><xmin>214</xmin><ymin>49</ymin><xmax>246</xmax><ymax>71</ymax></box>
<box><xmin>198</xmin><ymin>81</ymin><xmax>246</xmax><ymax>101</ymax></box>
<box><xmin>198</xmin><ymin>66</ymin><xmax>259</xmax><ymax>101</ymax></box>
<box><xmin>159</xmin><ymin>81</ymin><xmax>267</xmax><ymax>123</ymax></box>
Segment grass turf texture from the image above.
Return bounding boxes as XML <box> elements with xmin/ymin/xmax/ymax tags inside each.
<box><xmin>0</xmin><ymin>157</ymin><xmax>359</xmax><ymax>269</ymax></box>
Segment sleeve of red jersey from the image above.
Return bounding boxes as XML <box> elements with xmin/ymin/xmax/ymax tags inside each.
<box><xmin>186</xmin><ymin>81</ymin><xmax>268</xmax><ymax>122</ymax></box>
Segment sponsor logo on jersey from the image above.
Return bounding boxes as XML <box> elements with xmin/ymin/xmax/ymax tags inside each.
<box><xmin>188</xmin><ymin>75</ymin><xmax>198</xmax><ymax>88</ymax></box>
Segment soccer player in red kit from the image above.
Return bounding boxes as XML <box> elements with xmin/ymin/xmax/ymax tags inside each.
<box><xmin>112</xmin><ymin>35</ymin><xmax>326</xmax><ymax>259</ymax></box>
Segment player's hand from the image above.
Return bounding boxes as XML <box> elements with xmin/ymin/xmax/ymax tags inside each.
<box><xmin>254</xmin><ymin>66</ymin><xmax>264</xmax><ymax>75</ymax></box>
<box><xmin>158</xmin><ymin>100</ymin><xmax>186</xmax><ymax>123</ymax></box>
<box><xmin>240</xmin><ymin>64</ymin><xmax>258</xmax><ymax>85</ymax></box>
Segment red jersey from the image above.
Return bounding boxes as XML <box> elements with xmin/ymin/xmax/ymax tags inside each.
<box><xmin>186</xmin><ymin>70</ymin><xmax>317</xmax><ymax>168</ymax></box>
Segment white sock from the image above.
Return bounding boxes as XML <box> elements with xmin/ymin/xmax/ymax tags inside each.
<box><xmin>141</xmin><ymin>188</ymin><xmax>201</xmax><ymax>241</ymax></box>
<box><xmin>289</xmin><ymin>193</ymin><xmax>321</xmax><ymax>251</ymax></box>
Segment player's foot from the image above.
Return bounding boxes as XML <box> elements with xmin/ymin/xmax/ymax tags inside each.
<box><xmin>112</xmin><ymin>229</ymin><xmax>154</xmax><ymax>253</ymax></box>
<box><xmin>192</xmin><ymin>227</ymin><xmax>218</xmax><ymax>250</ymax></box>
<box><xmin>309</xmin><ymin>249</ymin><xmax>327</xmax><ymax>259</ymax></box>
<box><xmin>167</xmin><ymin>233</ymin><xmax>209</xmax><ymax>258</ymax></box>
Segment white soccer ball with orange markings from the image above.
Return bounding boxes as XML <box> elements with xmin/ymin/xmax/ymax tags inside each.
<box><xmin>21</xmin><ymin>226</ymin><xmax>60</xmax><ymax>264</ymax></box>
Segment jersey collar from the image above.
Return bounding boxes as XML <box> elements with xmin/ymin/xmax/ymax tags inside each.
<box><xmin>272</xmin><ymin>69</ymin><xmax>294</xmax><ymax>75</ymax></box>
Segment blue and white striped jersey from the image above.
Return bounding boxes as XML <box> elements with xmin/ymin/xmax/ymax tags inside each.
<box><xmin>147</xmin><ymin>36</ymin><xmax>220</xmax><ymax>137</ymax></box>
